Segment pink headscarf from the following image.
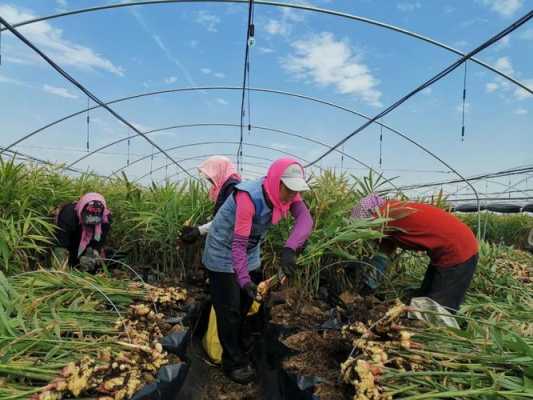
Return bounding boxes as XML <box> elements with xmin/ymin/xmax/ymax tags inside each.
<box><xmin>351</xmin><ymin>193</ymin><xmax>385</xmax><ymax>219</ymax></box>
<box><xmin>74</xmin><ymin>193</ymin><xmax>111</xmax><ymax>257</ymax></box>
<box><xmin>199</xmin><ymin>156</ymin><xmax>241</xmax><ymax>202</ymax></box>
<box><xmin>263</xmin><ymin>158</ymin><xmax>304</xmax><ymax>225</ymax></box>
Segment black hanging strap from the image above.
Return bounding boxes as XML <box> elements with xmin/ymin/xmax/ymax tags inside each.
<box><xmin>150</xmin><ymin>146</ymin><xmax>154</xmax><ymax>176</ymax></box>
<box><xmin>379</xmin><ymin>124</ymin><xmax>383</xmax><ymax>169</ymax></box>
<box><xmin>127</xmin><ymin>139</ymin><xmax>131</xmax><ymax>166</ymax></box>
<box><xmin>86</xmin><ymin>97</ymin><xmax>90</xmax><ymax>152</ymax></box>
<box><xmin>461</xmin><ymin>61</ymin><xmax>468</xmax><ymax>142</ymax></box>
<box><xmin>0</xmin><ymin>22</ymin><xmax>3</xmax><ymax>66</ymax></box>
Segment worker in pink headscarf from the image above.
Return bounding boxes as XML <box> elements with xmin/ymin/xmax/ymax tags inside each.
<box><xmin>54</xmin><ymin>192</ymin><xmax>112</xmax><ymax>270</ymax></box>
<box><xmin>202</xmin><ymin>157</ymin><xmax>314</xmax><ymax>384</ymax></box>
<box><xmin>179</xmin><ymin>156</ymin><xmax>241</xmax><ymax>244</ymax></box>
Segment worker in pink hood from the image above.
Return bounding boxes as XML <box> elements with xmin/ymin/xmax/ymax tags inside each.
<box><xmin>54</xmin><ymin>193</ymin><xmax>112</xmax><ymax>270</ymax></box>
<box><xmin>180</xmin><ymin>156</ymin><xmax>241</xmax><ymax>244</ymax></box>
<box><xmin>202</xmin><ymin>157</ymin><xmax>314</xmax><ymax>384</ymax></box>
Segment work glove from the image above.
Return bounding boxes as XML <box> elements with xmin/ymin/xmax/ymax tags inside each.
<box><xmin>79</xmin><ymin>255</ymin><xmax>99</xmax><ymax>272</ymax></box>
<box><xmin>180</xmin><ymin>226</ymin><xmax>201</xmax><ymax>244</ymax></box>
<box><xmin>243</xmin><ymin>282</ymin><xmax>258</xmax><ymax>300</ymax></box>
<box><xmin>280</xmin><ymin>247</ymin><xmax>297</xmax><ymax>278</ymax></box>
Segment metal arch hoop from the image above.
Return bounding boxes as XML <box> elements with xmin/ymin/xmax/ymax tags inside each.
<box><xmin>108</xmin><ymin>141</ymin><xmax>324</xmax><ymax>178</ymax></box>
<box><xmin>10</xmin><ymin>86</ymin><xmax>420</xmax><ymax>162</ymax></box>
<box><xmin>3</xmin><ymin>0</ymin><xmax>531</xmax><ymax>96</ymax></box>
<box><xmin>134</xmin><ymin>152</ymin><xmax>277</xmax><ymax>182</ymax></box>
<box><xmin>71</xmin><ymin>121</ymin><xmax>398</xmax><ymax>189</ymax></box>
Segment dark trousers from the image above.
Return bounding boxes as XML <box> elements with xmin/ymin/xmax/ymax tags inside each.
<box><xmin>419</xmin><ymin>253</ymin><xmax>478</xmax><ymax>312</ymax></box>
<box><xmin>208</xmin><ymin>269</ymin><xmax>263</xmax><ymax>371</ymax></box>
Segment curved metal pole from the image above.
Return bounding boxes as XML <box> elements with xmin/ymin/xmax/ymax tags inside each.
<box><xmin>108</xmin><ymin>141</ymin><xmax>323</xmax><ymax>178</ymax></box>
<box><xmin>134</xmin><ymin>152</ymin><xmax>276</xmax><ymax>183</ymax></box>
<box><xmin>70</xmin><ymin>121</ymin><xmax>395</xmax><ymax>189</ymax></box>
<box><xmin>164</xmin><ymin>165</ymin><xmax>265</xmax><ymax>185</ymax></box>
<box><xmin>0</xmin><ymin>146</ymin><xmax>105</xmax><ymax>177</ymax></box>
<box><xmin>0</xmin><ymin>16</ymin><xmax>192</xmax><ymax>180</ymax></box>
<box><xmin>17</xmin><ymin>86</ymin><xmax>417</xmax><ymax>164</ymax></box>
<box><xmin>4</xmin><ymin>0</ymin><xmax>530</xmax><ymax>96</ymax></box>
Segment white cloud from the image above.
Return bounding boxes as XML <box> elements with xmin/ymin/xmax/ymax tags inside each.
<box><xmin>0</xmin><ymin>73</ymin><xmax>27</xmax><ymax>86</ymax></box>
<box><xmin>195</xmin><ymin>11</ymin><xmax>221</xmax><ymax>32</ymax></box>
<box><xmin>397</xmin><ymin>2</ymin><xmax>421</xmax><ymax>12</ymax></box>
<box><xmin>164</xmin><ymin>76</ymin><xmax>177</xmax><ymax>84</ymax></box>
<box><xmin>514</xmin><ymin>108</ymin><xmax>528</xmax><ymax>115</ymax></box>
<box><xmin>43</xmin><ymin>84</ymin><xmax>78</xmax><ymax>99</ymax></box>
<box><xmin>216</xmin><ymin>98</ymin><xmax>228</xmax><ymax>105</ymax></box>
<box><xmin>480</xmin><ymin>0</ymin><xmax>523</xmax><ymax>17</ymax></box>
<box><xmin>444</xmin><ymin>5</ymin><xmax>456</xmax><ymax>13</ymax></box>
<box><xmin>258</xmin><ymin>47</ymin><xmax>274</xmax><ymax>54</ymax></box>
<box><xmin>519</xmin><ymin>28</ymin><xmax>533</xmax><ymax>40</ymax></box>
<box><xmin>130</xmin><ymin>8</ymin><xmax>197</xmax><ymax>87</ymax></box>
<box><xmin>421</xmin><ymin>87</ymin><xmax>432</xmax><ymax>95</ymax></box>
<box><xmin>282</xmin><ymin>32</ymin><xmax>382</xmax><ymax>107</ymax></box>
<box><xmin>486</xmin><ymin>82</ymin><xmax>500</xmax><ymax>92</ymax></box>
<box><xmin>265</xmin><ymin>19</ymin><xmax>288</xmax><ymax>36</ymax></box>
<box><xmin>456</xmin><ymin>102</ymin><xmax>471</xmax><ymax>114</ymax></box>
<box><xmin>453</xmin><ymin>40</ymin><xmax>469</xmax><ymax>49</ymax></box>
<box><xmin>514</xmin><ymin>79</ymin><xmax>533</xmax><ymax>100</ymax></box>
<box><xmin>0</xmin><ymin>5</ymin><xmax>124</xmax><ymax>76</ymax></box>
<box><xmin>213</xmin><ymin>72</ymin><xmax>225</xmax><ymax>79</ymax></box>
<box><xmin>494</xmin><ymin>35</ymin><xmax>510</xmax><ymax>50</ymax></box>
<box><xmin>201</xmin><ymin>68</ymin><xmax>212</xmax><ymax>74</ymax></box>
<box><xmin>188</xmin><ymin>40</ymin><xmax>199</xmax><ymax>48</ymax></box>
<box><xmin>494</xmin><ymin>56</ymin><xmax>514</xmax><ymax>75</ymax></box>
<box><xmin>485</xmin><ymin>57</ymin><xmax>532</xmax><ymax>100</ymax></box>
<box><xmin>56</xmin><ymin>0</ymin><xmax>67</xmax><ymax>8</ymax></box>
<box><xmin>263</xmin><ymin>6</ymin><xmax>305</xmax><ymax>37</ymax></box>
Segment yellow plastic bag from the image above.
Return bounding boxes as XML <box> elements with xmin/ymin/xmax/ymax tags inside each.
<box><xmin>202</xmin><ymin>301</ymin><xmax>261</xmax><ymax>364</ymax></box>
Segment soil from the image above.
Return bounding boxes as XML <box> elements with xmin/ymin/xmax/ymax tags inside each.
<box><xmin>178</xmin><ymin>336</ymin><xmax>260</xmax><ymax>400</ymax></box>
<box><xmin>265</xmin><ymin>288</ymin><xmax>396</xmax><ymax>400</ymax></box>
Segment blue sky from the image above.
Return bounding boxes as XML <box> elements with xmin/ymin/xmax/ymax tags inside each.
<box><xmin>0</xmin><ymin>0</ymin><xmax>532</xmax><ymax>200</ymax></box>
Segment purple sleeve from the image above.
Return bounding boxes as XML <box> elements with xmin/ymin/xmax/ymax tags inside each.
<box><xmin>285</xmin><ymin>201</ymin><xmax>313</xmax><ymax>250</ymax></box>
<box><xmin>231</xmin><ymin>192</ymin><xmax>255</xmax><ymax>288</ymax></box>
<box><xmin>232</xmin><ymin>233</ymin><xmax>252</xmax><ymax>287</ymax></box>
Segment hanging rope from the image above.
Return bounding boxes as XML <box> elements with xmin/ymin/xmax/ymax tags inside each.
<box><xmin>85</xmin><ymin>96</ymin><xmax>90</xmax><ymax>152</ymax></box>
<box><xmin>340</xmin><ymin>144</ymin><xmax>344</xmax><ymax>172</ymax></box>
<box><xmin>150</xmin><ymin>146</ymin><xmax>154</xmax><ymax>176</ymax></box>
<box><xmin>461</xmin><ymin>61</ymin><xmax>468</xmax><ymax>142</ymax></box>
<box><xmin>379</xmin><ymin>124</ymin><xmax>383</xmax><ymax>169</ymax></box>
<box><xmin>127</xmin><ymin>139</ymin><xmax>131</xmax><ymax>166</ymax></box>
<box><xmin>247</xmin><ymin>53</ymin><xmax>252</xmax><ymax>135</ymax></box>
<box><xmin>237</xmin><ymin>0</ymin><xmax>255</xmax><ymax>174</ymax></box>
<box><xmin>0</xmin><ymin>22</ymin><xmax>3</xmax><ymax>66</ymax></box>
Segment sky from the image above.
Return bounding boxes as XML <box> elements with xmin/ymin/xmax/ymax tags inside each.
<box><xmin>0</xmin><ymin>0</ymin><xmax>532</xmax><ymax>201</ymax></box>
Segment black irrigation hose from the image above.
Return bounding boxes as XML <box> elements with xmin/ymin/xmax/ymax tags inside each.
<box><xmin>305</xmin><ymin>10</ymin><xmax>533</xmax><ymax>168</ymax></box>
<box><xmin>0</xmin><ymin>16</ymin><xmax>194</xmax><ymax>179</ymax></box>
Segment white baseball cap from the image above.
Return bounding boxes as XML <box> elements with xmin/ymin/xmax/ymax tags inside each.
<box><xmin>280</xmin><ymin>164</ymin><xmax>310</xmax><ymax>192</ymax></box>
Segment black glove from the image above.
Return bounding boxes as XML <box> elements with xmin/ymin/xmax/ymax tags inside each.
<box><xmin>243</xmin><ymin>282</ymin><xmax>258</xmax><ymax>300</ymax></box>
<box><xmin>280</xmin><ymin>247</ymin><xmax>297</xmax><ymax>277</ymax></box>
<box><xmin>180</xmin><ymin>226</ymin><xmax>201</xmax><ymax>244</ymax></box>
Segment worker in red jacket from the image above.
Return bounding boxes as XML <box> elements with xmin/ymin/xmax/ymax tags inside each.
<box><xmin>351</xmin><ymin>194</ymin><xmax>479</xmax><ymax>312</ymax></box>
